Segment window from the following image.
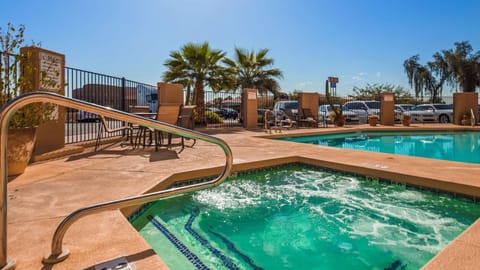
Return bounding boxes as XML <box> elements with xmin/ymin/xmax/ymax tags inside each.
<box><xmin>284</xmin><ymin>102</ymin><xmax>298</xmax><ymax>110</ymax></box>
<box><xmin>364</xmin><ymin>101</ymin><xmax>380</xmax><ymax>109</ymax></box>
<box><xmin>433</xmin><ymin>104</ymin><xmax>452</xmax><ymax>110</ymax></box>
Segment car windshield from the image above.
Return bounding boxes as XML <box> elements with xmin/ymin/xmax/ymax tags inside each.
<box><xmin>412</xmin><ymin>106</ymin><xmax>432</xmax><ymax>111</ymax></box>
<box><xmin>364</xmin><ymin>101</ymin><xmax>380</xmax><ymax>109</ymax></box>
<box><xmin>398</xmin><ymin>105</ymin><xmax>414</xmax><ymax>111</ymax></box>
<box><xmin>284</xmin><ymin>102</ymin><xmax>298</xmax><ymax>110</ymax></box>
<box><xmin>433</xmin><ymin>104</ymin><xmax>453</xmax><ymax>110</ymax></box>
<box><xmin>319</xmin><ymin>104</ymin><xmax>340</xmax><ymax>111</ymax></box>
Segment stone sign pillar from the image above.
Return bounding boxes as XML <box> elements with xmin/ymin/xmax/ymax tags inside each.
<box><xmin>380</xmin><ymin>92</ymin><xmax>395</xmax><ymax>126</ymax></box>
<box><xmin>20</xmin><ymin>46</ymin><xmax>65</xmax><ymax>155</ymax></box>
<box><xmin>453</xmin><ymin>92</ymin><xmax>478</xmax><ymax>125</ymax></box>
<box><xmin>298</xmin><ymin>92</ymin><xmax>319</xmax><ymax>121</ymax></box>
<box><xmin>242</xmin><ymin>88</ymin><xmax>258</xmax><ymax>129</ymax></box>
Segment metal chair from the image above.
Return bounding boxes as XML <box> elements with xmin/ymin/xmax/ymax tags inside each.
<box><xmin>129</xmin><ymin>105</ymin><xmax>154</xmax><ymax>149</ymax></box>
<box><xmin>177</xmin><ymin>105</ymin><xmax>197</xmax><ymax>148</ymax></box>
<box><xmin>155</xmin><ymin>104</ymin><xmax>183</xmax><ymax>151</ymax></box>
<box><xmin>95</xmin><ymin>116</ymin><xmax>133</xmax><ymax>151</ymax></box>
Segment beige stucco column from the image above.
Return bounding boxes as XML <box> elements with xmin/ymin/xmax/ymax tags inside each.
<box><xmin>20</xmin><ymin>46</ymin><xmax>65</xmax><ymax>155</ymax></box>
<box><xmin>380</xmin><ymin>92</ymin><xmax>395</xmax><ymax>126</ymax></box>
<box><xmin>298</xmin><ymin>93</ymin><xmax>319</xmax><ymax>121</ymax></box>
<box><xmin>242</xmin><ymin>89</ymin><xmax>258</xmax><ymax>129</ymax></box>
<box><xmin>453</xmin><ymin>92</ymin><xmax>478</xmax><ymax>125</ymax></box>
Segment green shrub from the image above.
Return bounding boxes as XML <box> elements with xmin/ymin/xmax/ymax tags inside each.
<box><xmin>206</xmin><ymin>111</ymin><xmax>223</xmax><ymax>124</ymax></box>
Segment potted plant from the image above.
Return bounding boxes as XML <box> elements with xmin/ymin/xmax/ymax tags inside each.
<box><xmin>1</xmin><ymin>23</ymin><xmax>54</xmax><ymax>176</ymax></box>
<box><xmin>325</xmin><ymin>80</ymin><xmax>345</xmax><ymax>127</ymax></box>
<box><xmin>402</xmin><ymin>114</ymin><xmax>411</xmax><ymax>126</ymax></box>
<box><xmin>368</xmin><ymin>115</ymin><xmax>379</xmax><ymax>126</ymax></box>
<box><xmin>329</xmin><ymin>108</ymin><xmax>345</xmax><ymax>127</ymax></box>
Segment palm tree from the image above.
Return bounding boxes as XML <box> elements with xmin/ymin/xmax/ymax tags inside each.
<box><xmin>223</xmin><ymin>48</ymin><xmax>283</xmax><ymax>98</ymax></box>
<box><xmin>442</xmin><ymin>41</ymin><xmax>480</xmax><ymax>92</ymax></box>
<box><xmin>163</xmin><ymin>42</ymin><xmax>235</xmax><ymax>124</ymax></box>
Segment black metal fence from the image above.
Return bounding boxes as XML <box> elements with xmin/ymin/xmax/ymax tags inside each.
<box><xmin>2</xmin><ymin>50</ymin><xmax>473</xmax><ymax>145</ymax></box>
<box><xmin>202</xmin><ymin>91</ymin><xmax>274</xmax><ymax>128</ymax></box>
<box><xmin>64</xmin><ymin>67</ymin><xmax>157</xmax><ymax>144</ymax></box>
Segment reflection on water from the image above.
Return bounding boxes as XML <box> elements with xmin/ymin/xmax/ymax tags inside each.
<box><xmin>282</xmin><ymin>131</ymin><xmax>480</xmax><ymax>164</ymax></box>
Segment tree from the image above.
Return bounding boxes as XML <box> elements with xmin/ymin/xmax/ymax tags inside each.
<box><xmin>404</xmin><ymin>41</ymin><xmax>480</xmax><ymax>102</ymax></box>
<box><xmin>442</xmin><ymin>41</ymin><xmax>480</xmax><ymax>92</ymax></box>
<box><xmin>162</xmin><ymin>42</ymin><xmax>236</xmax><ymax>124</ymax></box>
<box><xmin>1</xmin><ymin>23</ymin><xmax>51</xmax><ymax>128</ymax></box>
<box><xmin>403</xmin><ymin>55</ymin><xmax>447</xmax><ymax>103</ymax></box>
<box><xmin>223</xmin><ymin>48</ymin><xmax>283</xmax><ymax>98</ymax></box>
<box><xmin>350</xmin><ymin>83</ymin><xmax>415</xmax><ymax>103</ymax></box>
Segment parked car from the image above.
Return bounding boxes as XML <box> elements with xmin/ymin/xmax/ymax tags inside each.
<box><xmin>405</xmin><ymin>104</ymin><xmax>453</xmax><ymax>123</ymax></box>
<box><xmin>206</xmin><ymin>107</ymin><xmax>222</xmax><ymax>115</ymax></box>
<box><xmin>207</xmin><ymin>107</ymin><xmax>239</xmax><ymax>119</ymax></box>
<box><xmin>318</xmin><ymin>104</ymin><xmax>361</xmax><ymax>124</ymax></box>
<box><xmin>395</xmin><ymin>104</ymin><xmax>415</xmax><ymax>113</ymax></box>
<box><xmin>219</xmin><ymin>108</ymin><xmax>238</xmax><ymax>119</ymax></box>
<box><xmin>76</xmin><ymin>110</ymin><xmax>100</xmax><ymax>122</ymax></box>
<box><xmin>343</xmin><ymin>100</ymin><xmax>402</xmax><ymax>123</ymax></box>
<box><xmin>273</xmin><ymin>100</ymin><xmax>298</xmax><ymax>115</ymax></box>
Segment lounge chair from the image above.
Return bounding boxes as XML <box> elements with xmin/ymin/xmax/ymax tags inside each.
<box><xmin>299</xmin><ymin>108</ymin><xmax>317</xmax><ymax>128</ymax></box>
<box><xmin>264</xmin><ymin>110</ymin><xmax>295</xmax><ymax>133</ymax></box>
<box><xmin>282</xmin><ymin>109</ymin><xmax>297</xmax><ymax>129</ymax></box>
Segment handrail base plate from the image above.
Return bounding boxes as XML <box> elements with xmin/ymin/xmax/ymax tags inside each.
<box><xmin>42</xmin><ymin>248</ymin><xmax>69</xmax><ymax>264</ymax></box>
<box><xmin>1</xmin><ymin>259</ymin><xmax>15</xmax><ymax>270</ymax></box>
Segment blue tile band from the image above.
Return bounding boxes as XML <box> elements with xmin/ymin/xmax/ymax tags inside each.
<box><xmin>208</xmin><ymin>229</ymin><xmax>264</xmax><ymax>270</ymax></box>
<box><xmin>185</xmin><ymin>208</ymin><xmax>239</xmax><ymax>270</ymax></box>
<box><xmin>147</xmin><ymin>215</ymin><xmax>209</xmax><ymax>270</ymax></box>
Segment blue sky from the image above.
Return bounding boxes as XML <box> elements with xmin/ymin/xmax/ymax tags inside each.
<box><xmin>2</xmin><ymin>0</ymin><xmax>479</xmax><ymax>95</ymax></box>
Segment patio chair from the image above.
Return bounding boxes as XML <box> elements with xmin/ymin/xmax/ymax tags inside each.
<box><xmin>128</xmin><ymin>105</ymin><xmax>150</xmax><ymax>113</ymax></box>
<box><xmin>95</xmin><ymin>115</ymin><xmax>133</xmax><ymax>151</ymax></box>
<box><xmin>299</xmin><ymin>108</ymin><xmax>317</xmax><ymax>128</ymax></box>
<box><xmin>155</xmin><ymin>103</ymin><xmax>183</xmax><ymax>151</ymax></box>
<box><xmin>129</xmin><ymin>105</ymin><xmax>154</xmax><ymax>149</ymax></box>
<box><xmin>177</xmin><ymin>105</ymin><xmax>197</xmax><ymax>148</ymax></box>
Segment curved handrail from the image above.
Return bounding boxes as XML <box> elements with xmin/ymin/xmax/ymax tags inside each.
<box><xmin>0</xmin><ymin>92</ymin><xmax>233</xmax><ymax>267</ymax></box>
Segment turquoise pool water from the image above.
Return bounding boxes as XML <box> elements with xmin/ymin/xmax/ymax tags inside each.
<box><xmin>279</xmin><ymin>131</ymin><xmax>480</xmax><ymax>164</ymax></box>
<box><xmin>131</xmin><ymin>165</ymin><xmax>480</xmax><ymax>270</ymax></box>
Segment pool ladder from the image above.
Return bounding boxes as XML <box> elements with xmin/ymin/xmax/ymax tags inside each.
<box><xmin>0</xmin><ymin>92</ymin><xmax>234</xmax><ymax>269</ymax></box>
<box><xmin>470</xmin><ymin>108</ymin><xmax>476</xmax><ymax>126</ymax></box>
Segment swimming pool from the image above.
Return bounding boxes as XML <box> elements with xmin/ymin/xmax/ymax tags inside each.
<box><xmin>130</xmin><ymin>164</ymin><xmax>480</xmax><ymax>269</ymax></box>
<box><xmin>279</xmin><ymin>131</ymin><xmax>480</xmax><ymax>164</ymax></box>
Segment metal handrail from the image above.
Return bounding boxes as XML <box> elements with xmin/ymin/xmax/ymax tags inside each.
<box><xmin>0</xmin><ymin>92</ymin><xmax>233</xmax><ymax>268</ymax></box>
<box><xmin>470</xmin><ymin>108</ymin><xmax>476</xmax><ymax>127</ymax></box>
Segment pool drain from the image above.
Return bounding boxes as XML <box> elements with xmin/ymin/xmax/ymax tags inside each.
<box><xmin>93</xmin><ymin>256</ymin><xmax>135</xmax><ymax>270</ymax></box>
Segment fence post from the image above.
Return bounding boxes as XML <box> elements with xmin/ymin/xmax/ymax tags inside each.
<box><xmin>121</xmin><ymin>77</ymin><xmax>126</xmax><ymax>112</ymax></box>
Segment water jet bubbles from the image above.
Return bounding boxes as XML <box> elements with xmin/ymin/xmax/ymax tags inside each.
<box><xmin>337</xmin><ymin>241</ymin><xmax>353</xmax><ymax>253</ymax></box>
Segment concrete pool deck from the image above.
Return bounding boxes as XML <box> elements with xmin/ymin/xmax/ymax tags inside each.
<box><xmin>6</xmin><ymin>124</ymin><xmax>480</xmax><ymax>269</ymax></box>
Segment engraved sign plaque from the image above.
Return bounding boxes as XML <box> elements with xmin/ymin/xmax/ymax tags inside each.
<box><xmin>39</xmin><ymin>52</ymin><xmax>63</xmax><ymax>91</ymax></box>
